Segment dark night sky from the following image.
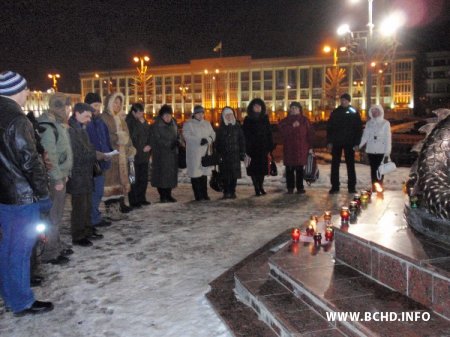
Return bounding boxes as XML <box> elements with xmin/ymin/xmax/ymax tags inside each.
<box><xmin>1</xmin><ymin>0</ymin><xmax>449</xmax><ymax>93</ymax></box>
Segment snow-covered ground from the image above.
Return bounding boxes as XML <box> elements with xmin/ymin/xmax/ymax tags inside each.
<box><xmin>0</xmin><ymin>163</ymin><xmax>411</xmax><ymax>337</ymax></box>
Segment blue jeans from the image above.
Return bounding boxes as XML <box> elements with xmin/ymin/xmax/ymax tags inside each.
<box><xmin>0</xmin><ymin>203</ymin><xmax>40</xmax><ymax>313</ymax></box>
<box><xmin>91</xmin><ymin>175</ymin><xmax>105</xmax><ymax>226</ymax></box>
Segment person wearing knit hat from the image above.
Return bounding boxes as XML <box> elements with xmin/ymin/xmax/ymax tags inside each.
<box><xmin>37</xmin><ymin>93</ymin><xmax>74</xmax><ymax>264</ymax></box>
<box><xmin>0</xmin><ymin>71</ymin><xmax>28</xmax><ymax>97</ymax></box>
<box><xmin>0</xmin><ymin>71</ymin><xmax>54</xmax><ymax>315</ymax></box>
<box><xmin>150</xmin><ymin>104</ymin><xmax>179</xmax><ymax>202</ymax></box>
<box><xmin>183</xmin><ymin>104</ymin><xmax>216</xmax><ymax>201</ymax></box>
<box><xmin>85</xmin><ymin>92</ymin><xmax>114</xmax><ymax>228</ymax></box>
<box><xmin>327</xmin><ymin>92</ymin><xmax>362</xmax><ymax>194</ymax></box>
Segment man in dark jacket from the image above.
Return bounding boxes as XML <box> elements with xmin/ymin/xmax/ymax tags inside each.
<box><xmin>327</xmin><ymin>93</ymin><xmax>362</xmax><ymax>194</ymax></box>
<box><xmin>85</xmin><ymin>93</ymin><xmax>113</xmax><ymax>227</ymax></box>
<box><xmin>0</xmin><ymin>71</ymin><xmax>54</xmax><ymax>316</ymax></box>
<box><xmin>125</xmin><ymin>103</ymin><xmax>151</xmax><ymax>207</ymax></box>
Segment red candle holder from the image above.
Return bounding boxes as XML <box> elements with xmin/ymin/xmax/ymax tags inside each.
<box><xmin>340</xmin><ymin>206</ymin><xmax>350</xmax><ymax>222</ymax></box>
<box><xmin>325</xmin><ymin>226</ymin><xmax>334</xmax><ymax>241</ymax></box>
<box><xmin>306</xmin><ymin>221</ymin><xmax>315</xmax><ymax>236</ymax></box>
<box><xmin>323</xmin><ymin>211</ymin><xmax>332</xmax><ymax>224</ymax></box>
<box><xmin>291</xmin><ymin>228</ymin><xmax>301</xmax><ymax>242</ymax></box>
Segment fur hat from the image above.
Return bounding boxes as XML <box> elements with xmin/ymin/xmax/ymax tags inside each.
<box><xmin>0</xmin><ymin>71</ymin><xmax>27</xmax><ymax>96</ymax></box>
<box><xmin>159</xmin><ymin>104</ymin><xmax>173</xmax><ymax>116</ymax></box>
<box><xmin>84</xmin><ymin>92</ymin><xmax>102</xmax><ymax>105</ymax></box>
<box><xmin>340</xmin><ymin>93</ymin><xmax>351</xmax><ymax>102</ymax></box>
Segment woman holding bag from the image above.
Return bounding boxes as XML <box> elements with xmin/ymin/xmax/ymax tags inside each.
<box><xmin>359</xmin><ymin>104</ymin><xmax>392</xmax><ymax>187</ymax></box>
<box><xmin>183</xmin><ymin>105</ymin><xmax>216</xmax><ymax>201</ymax></box>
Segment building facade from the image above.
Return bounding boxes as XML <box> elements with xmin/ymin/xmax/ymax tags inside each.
<box><xmin>80</xmin><ymin>53</ymin><xmax>414</xmax><ymax>123</ymax></box>
<box><xmin>425</xmin><ymin>51</ymin><xmax>450</xmax><ymax>108</ymax></box>
<box><xmin>24</xmin><ymin>89</ymin><xmax>81</xmax><ymax>116</ymax></box>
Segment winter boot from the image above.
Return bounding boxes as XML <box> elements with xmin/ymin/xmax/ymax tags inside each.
<box><xmin>166</xmin><ymin>189</ymin><xmax>177</xmax><ymax>203</ymax></box>
<box><xmin>251</xmin><ymin>176</ymin><xmax>261</xmax><ymax>196</ymax></box>
<box><xmin>200</xmin><ymin>176</ymin><xmax>210</xmax><ymax>201</ymax></box>
<box><xmin>191</xmin><ymin>178</ymin><xmax>202</xmax><ymax>201</ymax></box>
<box><xmin>119</xmin><ymin>197</ymin><xmax>133</xmax><ymax>213</ymax></box>
<box><xmin>158</xmin><ymin>188</ymin><xmax>169</xmax><ymax>203</ymax></box>
<box><xmin>258</xmin><ymin>176</ymin><xmax>266</xmax><ymax>195</ymax></box>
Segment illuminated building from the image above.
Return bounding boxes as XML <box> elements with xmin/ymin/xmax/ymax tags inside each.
<box><xmin>80</xmin><ymin>53</ymin><xmax>414</xmax><ymax>122</ymax></box>
<box><xmin>24</xmin><ymin>90</ymin><xmax>81</xmax><ymax>116</ymax></box>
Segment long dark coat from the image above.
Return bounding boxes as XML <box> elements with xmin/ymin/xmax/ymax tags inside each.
<box><xmin>150</xmin><ymin>116</ymin><xmax>178</xmax><ymax>189</ymax></box>
<box><xmin>243</xmin><ymin>108</ymin><xmax>273</xmax><ymax>176</ymax></box>
<box><xmin>66</xmin><ymin>117</ymin><xmax>96</xmax><ymax>195</ymax></box>
<box><xmin>279</xmin><ymin>114</ymin><xmax>314</xmax><ymax>166</ymax></box>
<box><xmin>216</xmin><ymin>120</ymin><xmax>246</xmax><ymax>180</ymax></box>
<box><xmin>125</xmin><ymin>113</ymin><xmax>151</xmax><ymax>164</ymax></box>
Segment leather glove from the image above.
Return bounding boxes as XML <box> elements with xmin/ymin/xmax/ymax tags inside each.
<box><xmin>38</xmin><ymin>197</ymin><xmax>53</xmax><ymax>213</ymax></box>
<box><xmin>200</xmin><ymin>138</ymin><xmax>208</xmax><ymax>146</ymax></box>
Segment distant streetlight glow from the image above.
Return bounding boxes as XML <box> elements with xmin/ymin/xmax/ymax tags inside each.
<box><xmin>48</xmin><ymin>73</ymin><xmax>60</xmax><ymax>91</ymax></box>
<box><xmin>379</xmin><ymin>12</ymin><xmax>405</xmax><ymax>36</ymax></box>
<box><xmin>337</xmin><ymin>24</ymin><xmax>350</xmax><ymax>36</ymax></box>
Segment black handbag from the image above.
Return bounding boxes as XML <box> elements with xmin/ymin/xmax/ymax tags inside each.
<box><xmin>201</xmin><ymin>144</ymin><xmax>221</xmax><ymax>167</ymax></box>
<box><xmin>209</xmin><ymin>168</ymin><xmax>223</xmax><ymax>192</ymax></box>
<box><xmin>93</xmin><ymin>160</ymin><xmax>103</xmax><ymax>177</ymax></box>
<box><xmin>269</xmin><ymin>160</ymin><xmax>278</xmax><ymax>176</ymax></box>
<box><xmin>303</xmin><ymin>152</ymin><xmax>319</xmax><ymax>185</ymax></box>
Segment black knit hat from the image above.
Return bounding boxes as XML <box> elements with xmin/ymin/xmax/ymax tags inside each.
<box><xmin>84</xmin><ymin>92</ymin><xmax>102</xmax><ymax>105</ymax></box>
<box><xmin>340</xmin><ymin>93</ymin><xmax>351</xmax><ymax>102</ymax></box>
<box><xmin>73</xmin><ymin>102</ymin><xmax>95</xmax><ymax>114</ymax></box>
<box><xmin>289</xmin><ymin>101</ymin><xmax>302</xmax><ymax>109</ymax></box>
<box><xmin>158</xmin><ymin>104</ymin><xmax>173</xmax><ymax>116</ymax></box>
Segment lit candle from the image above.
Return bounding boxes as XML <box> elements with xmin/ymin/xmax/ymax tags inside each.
<box><xmin>323</xmin><ymin>211</ymin><xmax>332</xmax><ymax>224</ymax></box>
<box><xmin>291</xmin><ymin>228</ymin><xmax>301</xmax><ymax>242</ymax></box>
<box><xmin>353</xmin><ymin>194</ymin><xmax>361</xmax><ymax>207</ymax></box>
<box><xmin>325</xmin><ymin>226</ymin><xmax>334</xmax><ymax>241</ymax></box>
<box><xmin>340</xmin><ymin>206</ymin><xmax>350</xmax><ymax>222</ymax></box>
<box><xmin>349</xmin><ymin>201</ymin><xmax>358</xmax><ymax>215</ymax></box>
<box><xmin>306</xmin><ymin>220</ymin><xmax>316</xmax><ymax>236</ymax></box>
<box><xmin>310</xmin><ymin>215</ymin><xmax>319</xmax><ymax>223</ymax></box>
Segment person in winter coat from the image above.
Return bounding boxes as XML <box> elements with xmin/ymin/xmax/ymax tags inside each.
<box><xmin>359</xmin><ymin>104</ymin><xmax>392</xmax><ymax>186</ymax></box>
<box><xmin>150</xmin><ymin>104</ymin><xmax>179</xmax><ymax>202</ymax></box>
<box><xmin>37</xmin><ymin>93</ymin><xmax>73</xmax><ymax>264</ymax></box>
<box><xmin>279</xmin><ymin>101</ymin><xmax>314</xmax><ymax>194</ymax></box>
<box><xmin>126</xmin><ymin>103</ymin><xmax>152</xmax><ymax>207</ymax></box>
<box><xmin>67</xmin><ymin>103</ymin><xmax>101</xmax><ymax>247</ymax></box>
<box><xmin>85</xmin><ymin>92</ymin><xmax>114</xmax><ymax>228</ymax></box>
<box><xmin>215</xmin><ymin>107</ymin><xmax>246</xmax><ymax>199</ymax></box>
<box><xmin>0</xmin><ymin>71</ymin><xmax>54</xmax><ymax>316</ymax></box>
<box><xmin>243</xmin><ymin>98</ymin><xmax>274</xmax><ymax>196</ymax></box>
<box><xmin>326</xmin><ymin>93</ymin><xmax>362</xmax><ymax>194</ymax></box>
<box><xmin>100</xmin><ymin>92</ymin><xmax>136</xmax><ymax>219</ymax></box>
<box><xmin>183</xmin><ymin>105</ymin><xmax>216</xmax><ymax>201</ymax></box>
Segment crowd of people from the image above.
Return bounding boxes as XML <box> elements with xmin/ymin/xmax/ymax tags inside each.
<box><xmin>0</xmin><ymin>70</ymin><xmax>392</xmax><ymax>317</ymax></box>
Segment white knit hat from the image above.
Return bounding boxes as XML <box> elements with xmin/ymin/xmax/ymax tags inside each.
<box><xmin>0</xmin><ymin>71</ymin><xmax>27</xmax><ymax>96</ymax></box>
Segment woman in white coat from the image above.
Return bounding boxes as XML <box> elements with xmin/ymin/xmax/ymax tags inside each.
<box><xmin>183</xmin><ymin>105</ymin><xmax>216</xmax><ymax>201</ymax></box>
<box><xmin>359</xmin><ymin>104</ymin><xmax>392</xmax><ymax>186</ymax></box>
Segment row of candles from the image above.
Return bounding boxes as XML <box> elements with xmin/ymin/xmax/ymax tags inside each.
<box><xmin>291</xmin><ymin>188</ymin><xmax>377</xmax><ymax>245</ymax></box>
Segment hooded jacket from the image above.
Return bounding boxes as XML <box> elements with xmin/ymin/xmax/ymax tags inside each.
<box><xmin>359</xmin><ymin>104</ymin><xmax>391</xmax><ymax>155</ymax></box>
<box><xmin>100</xmin><ymin>92</ymin><xmax>136</xmax><ymax>198</ymax></box>
<box><xmin>38</xmin><ymin>112</ymin><xmax>73</xmax><ymax>183</ymax></box>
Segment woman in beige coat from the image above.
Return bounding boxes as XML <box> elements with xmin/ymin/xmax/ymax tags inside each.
<box><xmin>100</xmin><ymin>92</ymin><xmax>136</xmax><ymax>220</ymax></box>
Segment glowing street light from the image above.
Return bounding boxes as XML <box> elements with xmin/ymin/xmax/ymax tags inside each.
<box><xmin>48</xmin><ymin>73</ymin><xmax>60</xmax><ymax>91</ymax></box>
<box><xmin>323</xmin><ymin>45</ymin><xmax>347</xmax><ymax>67</ymax></box>
<box><xmin>133</xmin><ymin>55</ymin><xmax>151</xmax><ymax>107</ymax></box>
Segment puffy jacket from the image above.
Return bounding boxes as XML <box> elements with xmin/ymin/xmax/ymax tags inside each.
<box><xmin>0</xmin><ymin>96</ymin><xmax>49</xmax><ymax>204</ymax></box>
<box><xmin>327</xmin><ymin>105</ymin><xmax>362</xmax><ymax>146</ymax></box>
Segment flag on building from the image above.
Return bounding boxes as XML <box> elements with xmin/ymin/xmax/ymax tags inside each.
<box><xmin>213</xmin><ymin>41</ymin><xmax>222</xmax><ymax>53</ymax></box>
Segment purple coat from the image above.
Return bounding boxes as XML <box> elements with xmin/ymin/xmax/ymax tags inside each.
<box><xmin>279</xmin><ymin>114</ymin><xmax>314</xmax><ymax>166</ymax></box>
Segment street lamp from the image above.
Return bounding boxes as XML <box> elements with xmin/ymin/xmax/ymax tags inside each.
<box><xmin>48</xmin><ymin>73</ymin><xmax>60</xmax><ymax>91</ymax></box>
<box><xmin>336</xmin><ymin>0</ymin><xmax>404</xmax><ymax>110</ymax></box>
<box><xmin>179</xmin><ymin>84</ymin><xmax>189</xmax><ymax>120</ymax></box>
<box><xmin>323</xmin><ymin>45</ymin><xmax>347</xmax><ymax>67</ymax></box>
<box><xmin>133</xmin><ymin>55</ymin><xmax>151</xmax><ymax>108</ymax></box>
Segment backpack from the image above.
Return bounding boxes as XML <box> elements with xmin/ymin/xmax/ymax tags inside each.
<box><xmin>39</xmin><ymin>122</ymin><xmax>59</xmax><ymax>142</ymax></box>
<box><xmin>303</xmin><ymin>152</ymin><xmax>319</xmax><ymax>185</ymax></box>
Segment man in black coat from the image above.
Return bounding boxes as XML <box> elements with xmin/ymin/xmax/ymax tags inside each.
<box><xmin>125</xmin><ymin>103</ymin><xmax>152</xmax><ymax>207</ymax></box>
<box><xmin>0</xmin><ymin>71</ymin><xmax>54</xmax><ymax>316</ymax></box>
<box><xmin>327</xmin><ymin>93</ymin><xmax>362</xmax><ymax>194</ymax></box>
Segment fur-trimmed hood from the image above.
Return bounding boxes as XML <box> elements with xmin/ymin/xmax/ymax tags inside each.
<box><xmin>368</xmin><ymin>104</ymin><xmax>385</xmax><ymax>122</ymax></box>
<box><xmin>247</xmin><ymin>98</ymin><xmax>267</xmax><ymax>118</ymax></box>
<box><xmin>104</xmin><ymin>92</ymin><xmax>125</xmax><ymax>117</ymax></box>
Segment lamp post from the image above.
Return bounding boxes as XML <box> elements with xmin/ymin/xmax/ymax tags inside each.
<box><xmin>133</xmin><ymin>55</ymin><xmax>150</xmax><ymax>108</ymax></box>
<box><xmin>48</xmin><ymin>73</ymin><xmax>60</xmax><ymax>91</ymax></box>
<box><xmin>336</xmin><ymin>0</ymin><xmax>403</xmax><ymax>111</ymax></box>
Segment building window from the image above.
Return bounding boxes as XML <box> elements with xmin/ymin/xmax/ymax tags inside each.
<box><xmin>300</xmin><ymin>69</ymin><xmax>309</xmax><ymax>88</ymax></box>
<box><xmin>312</xmin><ymin>68</ymin><xmax>323</xmax><ymax>88</ymax></box>
<box><xmin>287</xmin><ymin>69</ymin><xmax>297</xmax><ymax>89</ymax></box>
<box><xmin>275</xmin><ymin>70</ymin><xmax>285</xmax><ymax>89</ymax></box>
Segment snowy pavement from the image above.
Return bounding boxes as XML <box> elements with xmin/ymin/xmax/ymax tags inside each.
<box><xmin>0</xmin><ymin>164</ymin><xmax>411</xmax><ymax>337</ymax></box>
